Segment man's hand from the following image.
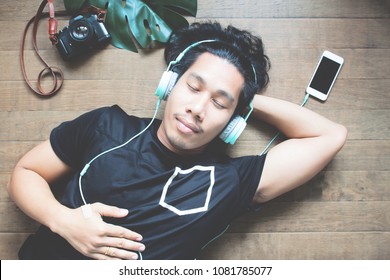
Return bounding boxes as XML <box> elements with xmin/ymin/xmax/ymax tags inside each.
<box><xmin>53</xmin><ymin>202</ymin><xmax>145</xmax><ymax>260</ymax></box>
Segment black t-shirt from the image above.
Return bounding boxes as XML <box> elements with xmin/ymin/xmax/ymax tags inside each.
<box><xmin>19</xmin><ymin>105</ymin><xmax>266</xmax><ymax>260</ymax></box>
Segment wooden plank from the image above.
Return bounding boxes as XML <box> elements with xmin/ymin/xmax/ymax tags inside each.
<box><xmin>2</xmin><ymin>0</ymin><xmax>389</xmax><ymax>21</ymax></box>
<box><xmin>4</xmin><ymin>18</ymin><xmax>390</xmax><ymax>51</ymax></box>
<box><xmin>3</xmin><ymin>48</ymin><xmax>389</xmax><ymax>82</ymax></box>
<box><xmin>330</xmin><ymin>140</ymin><xmax>390</xmax><ymax>171</ymax></box>
<box><xmin>218</xmin><ymin>19</ymin><xmax>390</xmax><ymax>49</ymax></box>
<box><xmin>199</xmin><ymin>232</ymin><xmax>390</xmax><ymax>259</ymax></box>
<box><xmin>0</xmin><ymin>142</ymin><xmax>39</xmax><ymax>172</ymax></box>
<box><xmin>0</xmin><ymin>173</ymin><xmax>11</xmax><ymax>202</ymax></box>
<box><xmin>0</xmin><ymin>202</ymin><xmax>39</xmax><ymax>233</ymax></box>
<box><xmin>229</xmin><ymin>201</ymin><xmax>390</xmax><ymax>233</ymax></box>
<box><xmin>274</xmin><ymin>171</ymin><xmax>390</xmax><ymax>202</ymax></box>
<box><xmin>0</xmin><ymin>80</ymin><xmax>164</xmax><ymax>113</ymax></box>
<box><xmin>197</xmin><ymin>0</ymin><xmax>390</xmax><ymax>19</ymax></box>
<box><xmin>0</xmin><ymin>233</ymin><xmax>31</xmax><ymax>260</ymax></box>
<box><xmin>0</xmin><ymin>0</ymin><xmax>67</xmax><ymax>21</ymax></box>
<box><xmin>0</xmin><ymin>48</ymin><xmax>165</xmax><ymax>82</ymax></box>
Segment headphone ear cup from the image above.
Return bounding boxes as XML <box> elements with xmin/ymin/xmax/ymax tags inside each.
<box><xmin>155</xmin><ymin>71</ymin><xmax>178</xmax><ymax>100</ymax></box>
<box><xmin>219</xmin><ymin>115</ymin><xmax>247</xmax><ymax>145</ymax></box>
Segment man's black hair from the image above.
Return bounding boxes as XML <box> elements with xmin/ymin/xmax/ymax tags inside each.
<box><xmin>164</xmin><ymin>21</ymin><xmax>271</xmax><ymax>114</ymax></box>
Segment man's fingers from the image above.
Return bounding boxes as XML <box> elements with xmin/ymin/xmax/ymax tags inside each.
<box><xmin>105</xmin><ymin>224</ymin><xmax>144</xmax><ymax>245</ymax></box>
<box><xmin>96</xmin><ymin>212</ymin><xmax>144</xmax><ymax>241</ymax></box>
<box><xmin>99</xmin><ymin>245</ymin><xmax>141</xmax><ymax>260</ymax></box>
<box><xmin>91</xmin><ymin>202</ymin><xmax>129</xmax><ymax>218</ymax></box>
<box><xmin>95</xmin><ymin>237</ymin><xmax>144</xmax><ymax>260</ymax></box>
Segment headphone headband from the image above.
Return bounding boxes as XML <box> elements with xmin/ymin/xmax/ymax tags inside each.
<box><xmin>167</xmin><ymin>39</ymin><xmax>257</xmax><ymax>83</ymax></box>
<box><xmin>167</xmin><ymin>39</ymin><xmax>217</xmax><ymax>70</ymax></box>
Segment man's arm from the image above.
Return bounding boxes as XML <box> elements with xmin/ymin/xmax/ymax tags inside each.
<box><xmin>252</xmin><ymin>95</ymin><xmax>347</xmax><ymax>203</ymax></box>
<box><xmin>7</xmin><ymin>140</ymin><xmax>145</xmax><ymax>259</ymax></box>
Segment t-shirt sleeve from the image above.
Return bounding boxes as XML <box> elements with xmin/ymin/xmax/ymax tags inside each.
<box><xmin>232</xmin><ymin>153</ymin><xmax>267</xmax><ymax>214</ymax></box>
<box><xmin>50</xmin><ymin>107</ymin><xmax>110</xmax><ymax>169</ymax></box>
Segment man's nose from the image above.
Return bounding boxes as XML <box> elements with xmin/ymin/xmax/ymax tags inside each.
<box><xmin>186</xmin><ymin>94</ymin><xmax>208</xmax><ymax>121</ymax></box>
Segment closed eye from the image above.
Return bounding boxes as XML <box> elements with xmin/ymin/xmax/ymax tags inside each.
<box><xmin>212</xmin><ymin>98</ymin><xmax>227</xmax><ymax>109</ymax></box>
<box><xmin>187</xmin><ymin>83</ymin><xmax>200</xmax><ymax>92</ymax></box>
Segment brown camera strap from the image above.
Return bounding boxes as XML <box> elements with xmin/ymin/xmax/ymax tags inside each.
<box><xmin>20</xmin><ymin>0</ymin><xmax>106</xmax><ymax>97</ymax></box>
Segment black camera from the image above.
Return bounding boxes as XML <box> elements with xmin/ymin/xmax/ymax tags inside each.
<box><xmin>56</xmin><ymin>14</ymin><xmax>111</xmax><ymax>60</ymax></box>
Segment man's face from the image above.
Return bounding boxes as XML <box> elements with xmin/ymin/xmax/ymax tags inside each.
<box><xmin>157</xmin><ymin>52</ymin><xmax>244</xmax><ymax>155</ymax></box>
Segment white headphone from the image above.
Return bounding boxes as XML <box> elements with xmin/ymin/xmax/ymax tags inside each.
<box><xmin>155</xmin><ymin>39</ymin><xmax>256</xmax><ymax>145</ymax></box>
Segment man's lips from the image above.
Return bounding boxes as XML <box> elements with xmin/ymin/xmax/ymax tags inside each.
<box><xmin>175</xmin><ymin>116</ymin><xmax>202</xmax><ymax>134</ymax></box>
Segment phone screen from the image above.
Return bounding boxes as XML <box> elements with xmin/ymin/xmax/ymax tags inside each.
<box><xmin>309</xmin><ymin>57</ymin><xmax>342</xmax><ymax>95</ymax></box>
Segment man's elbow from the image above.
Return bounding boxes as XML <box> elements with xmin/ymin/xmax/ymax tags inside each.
<box><xmin>331</xmin><ymin>123</ymin><xmax>348</xmax><ymax>152</ymax></box>
<box><xmin>252</xmin><ymin>189</ymin><xmax>274</xmax><ymax>204</ymax></box>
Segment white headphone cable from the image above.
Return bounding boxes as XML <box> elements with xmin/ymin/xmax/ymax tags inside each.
<box><xmin>78</xmin><ymin>99</ymin><xmax>161</xmax><ymax>205</ymax></box>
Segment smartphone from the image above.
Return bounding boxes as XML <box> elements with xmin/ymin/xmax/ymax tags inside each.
<box><xmin>306</xmin><ymin>50</ymin><xmax>344</xmax><ymax>101</ymax></box>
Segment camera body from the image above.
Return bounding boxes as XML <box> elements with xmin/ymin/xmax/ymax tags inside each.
<box><xmin>56</xmin><ymin>14</ymin><xmax>110</xmax><ymax>60</ymax></box>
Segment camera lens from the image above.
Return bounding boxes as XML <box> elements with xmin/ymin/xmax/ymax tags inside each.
<box><xmin>73</xmin><ymin>25</ymin><xmax>88</xmax><ymax>40</ymax></box>
<box><xmin>70</xmin><ymin>20</ymin><xmax>92</xmax><ymax>42</ymax></box>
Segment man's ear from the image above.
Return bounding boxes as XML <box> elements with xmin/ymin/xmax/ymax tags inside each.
<box><xmin>155</xmin><ymin>71</ymin><xmax>179</xmax><ymax>101</ymax></box>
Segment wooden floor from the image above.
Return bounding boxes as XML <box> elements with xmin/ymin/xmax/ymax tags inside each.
<box><xmin>1</xmin><ymin>0</ymin><xmax>389</xmax><ymax>259</ymax></box>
